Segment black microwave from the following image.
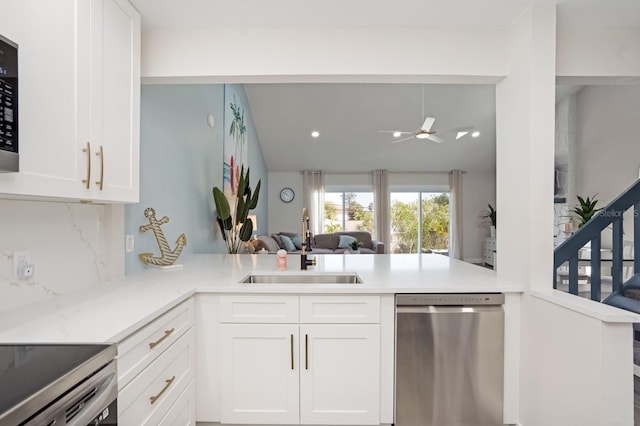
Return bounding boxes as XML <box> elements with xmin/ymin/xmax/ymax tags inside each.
<box><xmin>0</xmin><ymin>34</ymin><xmax>18</xmax><ymax>172</ymax></box>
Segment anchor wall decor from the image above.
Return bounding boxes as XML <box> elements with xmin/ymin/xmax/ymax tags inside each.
<box><xmin>138</xmin><ymin>207</ymin><xmax>187</xmax><ymax>267</ymax></box>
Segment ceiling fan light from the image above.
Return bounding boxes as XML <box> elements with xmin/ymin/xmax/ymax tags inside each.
<box><xmin>456</xmin><ymin>131</ymin><xmax>469</xmax><ymax>140</ymax></box>
<box><xmin>415</xmin><ymin>133</ymin><xmax>429</xmax><ymax>139</ymax></box>
<box><xmin>393</xmin><ymin>131</ymin><xmax>402</xmax><ymax>138</ymax></box>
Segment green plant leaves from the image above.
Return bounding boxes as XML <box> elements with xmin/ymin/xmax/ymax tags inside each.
<box><xmin>573</xmin><ymin>195</ymin><xmax>601</xmax><ymax>227</ymax></box>
<box><xmin>212</xmin><ymin>167</ymin><xmax>262</xmax><ymax>252</ymax></box>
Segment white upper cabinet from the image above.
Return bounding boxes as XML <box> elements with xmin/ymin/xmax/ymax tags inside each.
<box><xmin>0</xmin><ymin>0</ymin><xmax>140</xmax><ymax>202</ymax></box>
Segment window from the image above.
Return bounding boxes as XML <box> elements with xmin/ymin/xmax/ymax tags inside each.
<box><xmin>324</xmin><ymin>192</ymin><xmax>374</xmax><ymax>233</ymax></box>
<box><xmin>390</xmin><ymin>192</ymin><xmax>450</xmax><ymax>254</ymax></box>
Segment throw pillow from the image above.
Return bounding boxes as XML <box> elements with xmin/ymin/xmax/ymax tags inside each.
<box><xmin>279</xmin><ymin>235</ymin><xmax>297</xmax><ymax>252</ymax></box>
<box><xmin>338</xmin><ymin>235</ymin><xmax>358</xmax><ymax>249</ymax></box>
<box><xmin>271</xmin><ymin>234</ymin><xmax>284</xmax><ymax>249</ymax></box>
<box><xmin>291</xmin><ymin>234</ymin><xmax>303</xmax><ymax>250</ymax></box>
<box><xmin>257</xmin><ymin>236</ymin><xmax>279</xmax><ymax>252</ymax></box>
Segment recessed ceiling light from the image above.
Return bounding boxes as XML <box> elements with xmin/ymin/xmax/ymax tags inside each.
<box><xmin>311</xmin><ymin>131</ymin><xmax>320</xmax><ymax>138</ymax></box>
<box><xmin>472</xmin><ymin>131</ymin><xmax>480</xmax><ymax>138</ymax></box>
<box><xmin>393</xmin><ymin>131</ymin><xmax>402</xmax><ymax>138</ymax></box>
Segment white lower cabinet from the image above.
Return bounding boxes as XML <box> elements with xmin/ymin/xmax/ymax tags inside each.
<box><xmin>220</xmin><ymin>324</ymin><xmax>300</xmax><ymax>424</ymax></box>
<box><xmin>117</xmin><ymin>299</ymin><xmax>196</xmax><ymax>425</ymax></box>
<box><xmin>300</xmin><ymin>324</ymin><xmax>380</xmax><ymax>425</ymax></box>
<box><xmin>219</xmin><ymin>295</ymin><xmax>382</xmax><ymax>425</ymax></box>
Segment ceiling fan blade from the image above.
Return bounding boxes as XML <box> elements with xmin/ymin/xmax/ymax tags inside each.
<box><xmin>425</xmin><ymin>134</ymin><xmax>444</xmax><ymax>144</ymax></box>
<box><xmin>421</xmin><ymin>116</ymin><xmax>436</xmax><ymax>131</ymax></box>
<box><xmin>391</xmin><ymin>135</ymin><xmax>417</xmax><ymax>144</ymax></box>
<box><xmin>432</xmin><ymin>125</ymin><xmax>474</xmax><ymax>133</ymax></box>
<box><xmin>379</xmin><ymin>130</ymin><xmax>414</xmax><ymax>135</ymax></box>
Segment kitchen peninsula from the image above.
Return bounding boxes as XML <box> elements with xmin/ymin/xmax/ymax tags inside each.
<box><xmin>0</xmin><ymin>254</ymin><xmax>525</xmax><ymax>425</ymax></box>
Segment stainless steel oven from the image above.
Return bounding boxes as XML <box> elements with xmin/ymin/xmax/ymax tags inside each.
<box><xmin>0</xmin><ymin>33</ymin><xmax>18</xmax><ymax>172</ymax></box>
<box><xmin>0</xmin><ymin>344</ymin><xmax>118</xmax><ymax>425</ymax></box>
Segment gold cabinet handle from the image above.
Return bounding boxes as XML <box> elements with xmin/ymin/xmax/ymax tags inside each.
<box><xmin>149</xmin><ymin>375</ymin><xmax>175</xmax><ymax>404</ymax></box>
<box><xmin>82</xmin><ymin>142</ymin><xmax>91</xmax><ymax>189</ymax></box>
<box><xmin>149</xmin><ymin>328</ymin><xmax>175</xmax><ymax>349</ymax></box>
<box><xmin>305</xmin><ymin>334</ymin><xmax>309</xmax><ymax>370</ymax></box>
<box><xmin>95</xmin><ymin>145</ymin><xmax>104</xmax><ymax>190</ymax></box>
<box><xmin>290</xmin><ymin>334</ymin><xmax>294</xmax><ymax>370</ymax></box>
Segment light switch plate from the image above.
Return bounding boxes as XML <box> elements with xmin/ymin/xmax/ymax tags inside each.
<box><xmin>126</xmin><ymin>235</ymin><xmax>134</xmax><ymax>253</ymax></box>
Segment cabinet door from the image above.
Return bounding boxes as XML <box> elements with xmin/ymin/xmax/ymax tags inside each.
<box><xmin>220</xmin><ymin>324</ymin><xmax>299</xmax><ymax>424</ymax></box>
<box><xmin>89</xmin><ymin>0</ymin><xmax>140</xmax><ymax>202</ymax></box>
<box><xmin>0</xmin><ymin>0</ymin><xmax>87</xmax><ymax>200</ymax></box>
<box><xmin>300</xmin><ymin>324</ymin><xmax>380</xmax><ymax>425</ymax></box>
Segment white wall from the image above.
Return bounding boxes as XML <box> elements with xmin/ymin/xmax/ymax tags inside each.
<box><xmin>141</xmin><ymin>28</ymin><xmax>506</xmax><ymax>83</ymax></box>
<box><xmin>557</xmin><ymin>29</ymin><xmax>640</xmax><ymax>78</ymax></box>
<box><xmin>574</xmin><ymin>85</ymin><xmax>640</xmax><ymax>208</ymax></box>
<box><xmin>0</xmin><ymin>200</ymin><xmax>123</xmax><ymax>312</ymax></box>
<box><xmin>268</xmin><ymin>172</ymin><xmax>304</xmax><ymax>235</ymax></box>
<box><xmin>463</xmin><ymin>171</ymin><xmax>496</xmax><ymax>262</ymax></box>
<box><xmin>520</xmin><ymin>294</ymin><xmax>634</xmax><ymax>426</ymax></box>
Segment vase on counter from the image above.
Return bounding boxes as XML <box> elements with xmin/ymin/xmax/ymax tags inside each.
<box><xmin>349</xmin><ymin>249</ymin><xmax>360</xmax><ymax>254</ymax></box>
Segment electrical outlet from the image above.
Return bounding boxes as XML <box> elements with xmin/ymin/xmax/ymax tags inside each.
<box><xmin>126</xmin><ymin>235</ymin><xmax>134</xmax><ymax>253</ymax></box>
<box><xmin>13</xmin><ymin>250</ymin><xmax>31</xmax><ymax>278</ymax></box>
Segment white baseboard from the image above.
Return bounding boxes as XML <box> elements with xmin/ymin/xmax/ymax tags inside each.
<box><xmin>464</xmin><ymin>257</ymin><xmax>483</xmax><ymax>264</ymax></box>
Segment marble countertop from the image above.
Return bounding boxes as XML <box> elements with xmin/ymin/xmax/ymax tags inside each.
<box><xmin>0</xmin><ymin>254</ymin><xmax>521</xmax><ymax>344</ymax></box>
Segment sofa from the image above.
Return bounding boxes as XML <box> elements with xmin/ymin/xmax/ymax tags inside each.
<box><xmin>255</xmin><ymin>231</ymin><xmax>385</xmax><ymax>254</ymax></box>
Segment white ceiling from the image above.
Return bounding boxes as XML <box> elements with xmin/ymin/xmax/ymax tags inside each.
<box><xmin>130</xmin><ymin>0</ymin><xmax>640</xmax><ymax>30</ymax></box>
<box><xmin>244</xmin><ymin>83</ymin><xmax>496</xmax><ymax>173</ymax></box>
<box><xmin>129</xmin><ymin>0</ymin><xmax>638</xmax><ymax>173</ymax></box>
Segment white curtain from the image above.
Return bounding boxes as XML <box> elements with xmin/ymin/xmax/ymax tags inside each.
<box><xmin>449</xmin><ymin>170</ymin><xmax>464</xmax><ymax>260</ymax></box>
<box><xmin>373</xmin><ymin>169</ymin><xmax>390</xmax><ymax>247</ymax></box>
<box><xmin>302</xmin><ymin>170</ymin><xmax>325</xmax><ymax>235</ymax></box>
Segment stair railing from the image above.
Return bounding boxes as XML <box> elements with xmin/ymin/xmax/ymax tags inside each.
<box><xmin>554</xmin><ymin>179</ymin><xmax>640</xmax><ymax>301</ymax></box>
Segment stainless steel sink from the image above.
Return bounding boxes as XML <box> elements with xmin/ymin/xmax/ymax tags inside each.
<box><xmin>239</xmin><ymin>273</ymin><xmax>362</xmax><ymax>284</ymax></box>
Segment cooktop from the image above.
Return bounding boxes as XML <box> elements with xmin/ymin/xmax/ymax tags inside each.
<box><xmin>0</xmin><ymin>344</ymin><xmax>114</xmax><ymax>420</ymax></box>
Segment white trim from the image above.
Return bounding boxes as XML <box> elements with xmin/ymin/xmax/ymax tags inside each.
<box><xmin>634</xmin><ymin>364</ymin><xmax>640</xmax><ymax>377</ymax></box>
<box><xmin>531</xmin><ymin>290</ymin><xmax>640</xmax><ymax>323</ymax></box>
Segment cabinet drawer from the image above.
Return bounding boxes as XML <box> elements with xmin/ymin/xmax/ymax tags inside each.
<box><xmin>219</xmin><ymin>295</ymin><xmax>299</xmax><ymax>323</ymax></box>
<box><xmin>118</xmin><ymin>299</ymin><xmax>194</xmax><ymax>389</ymax></box>
<box><xmin>157</xmin><ymin>378</ymin><xmax>195</xmax><ymax>425</ymax></box>
<box><xmin>119</xmin><ymin>328</ymin><xmax>195</xmax><ymax>425</ymax></box>
<box><xmin>300</xmin><ymin>296</ymin><xmax>380</xmax><ymax>323</ymax></box>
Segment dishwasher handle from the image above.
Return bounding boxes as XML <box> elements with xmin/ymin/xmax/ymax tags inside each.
<box><xmin>396</xmin><ymin>305</ymin><xmax>503</xmax><ymax>314</ymax></box>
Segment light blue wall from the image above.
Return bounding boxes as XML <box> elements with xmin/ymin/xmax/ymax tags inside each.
<box><xmin>125</xmin><ymin>84</ymin><xmax>268</xmax><ymax>274</ymax></box>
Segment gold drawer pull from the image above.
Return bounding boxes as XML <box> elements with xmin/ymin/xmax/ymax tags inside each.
<box><xmin>305</xmin><ymin>334</ymin><xmax>309</xmax><ymax>370</ymax></box>
<box><xmin>82</xmin><ymin>142</ymin><xmax>91</xmax><ymax>189</ymax></box>
<box><xmin>149</xmin><ymin>375</ymin><xmax>175</xmax><ymax>404</ymax></box>
<box><xmin>149</xmin><ymin>328</ymin><xmax>175</xmax><ymax>349</ymax></box>
<box><xmin>290</xmin><ymin>334</ymin><xmax>294</xmax><ymax>370</ymax></box>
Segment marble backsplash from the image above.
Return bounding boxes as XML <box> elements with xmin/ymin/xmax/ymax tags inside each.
<box><xmin>0</xmin><ymin>200</ymin><xmax>123</xmax><ymax>313</ymax></box>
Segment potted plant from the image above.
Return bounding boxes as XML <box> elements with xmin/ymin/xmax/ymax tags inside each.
<box><xmin>573</xmin><ymin>195</ymin><xmax>601</xmax><ymax>227</ymax></box>
<box><xmin>479</xmin><ymin>203</ymin><xmax>497</xmax><ymax>237</ymax></box>
<box><xmin>349</xmin><ymin>239</ymin><xmax>362</xmax><ymax>254</ymax></box>
<box><xmin>212</xmin><ymin>166</ymin><xmax>261</xmax><ymax>253</ymax></box>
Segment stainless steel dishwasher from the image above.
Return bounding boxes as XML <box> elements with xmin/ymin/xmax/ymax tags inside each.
<box><xmin>395</xmin><ymin>293</ymin><xmax>505</xmax><ymax>426</ymax></box>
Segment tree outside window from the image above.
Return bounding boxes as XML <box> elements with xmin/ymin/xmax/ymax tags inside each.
<box><xmin>324</xmin><ymin>192</ymin><xmax>373</xmax><ymax>233</ymax></box>
<box><xmin>390</xmin><ymin>192</ymin><xmax>449</xmax><ymax>254</ymax></box>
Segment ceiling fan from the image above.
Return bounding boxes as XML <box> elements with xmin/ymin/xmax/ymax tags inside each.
<box><xmin>378</xmin><ymin>85</ymin><xmax>474</xmax><ymax>144</ymax></box>
<box><xmin>379</xmin><ymin>116</ymin><xmax>474</xmax><ymax>144</ymax></box>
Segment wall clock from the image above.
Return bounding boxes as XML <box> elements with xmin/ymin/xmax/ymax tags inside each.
<box><xmin>280</xmin><ymin>187</ymin><xmax>295</xmax><ymax>203</ymax></box>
